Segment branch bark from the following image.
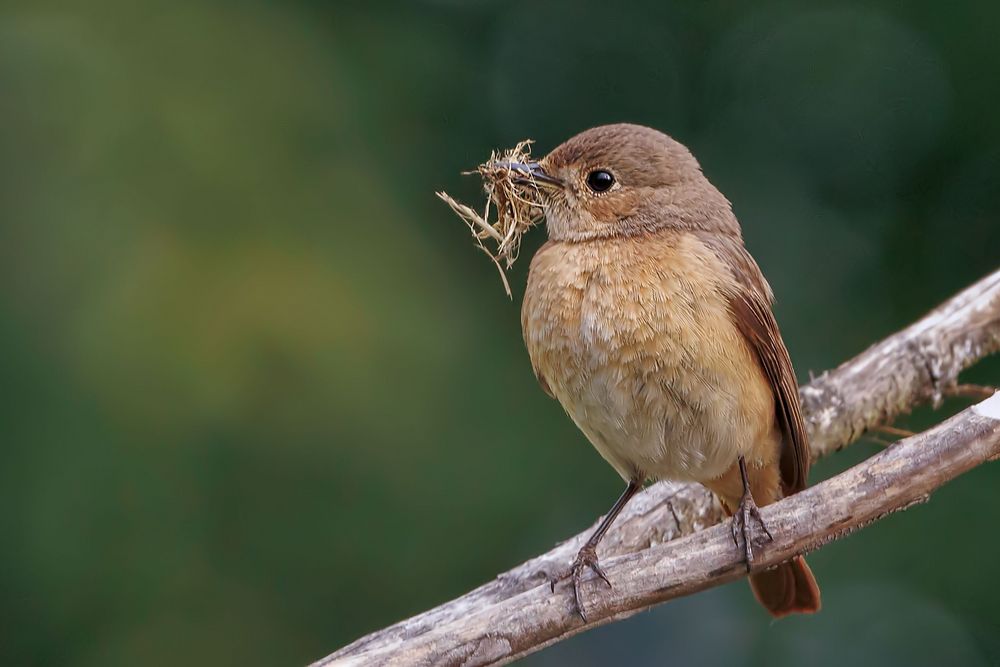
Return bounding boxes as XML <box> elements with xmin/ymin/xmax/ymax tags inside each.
<box><xmin>320</xmin><ymin>268</ymin><xmax>1000</xmax><ymax>667</ymax></box>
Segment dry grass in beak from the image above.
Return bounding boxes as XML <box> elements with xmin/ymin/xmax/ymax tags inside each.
<box><xmin>436</xmin><ymin>140</ymin><xmax>547</xmax><ymax>297</ymax></box>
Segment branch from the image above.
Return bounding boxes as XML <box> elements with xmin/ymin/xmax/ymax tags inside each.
<box><xmin>320</xmin><ymin>269</ymin><xmax>1000</xmax><ymax>666</ymax></box>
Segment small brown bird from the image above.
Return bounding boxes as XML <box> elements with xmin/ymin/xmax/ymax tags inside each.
<box><xmin>515</xmin><ymin>123</ymin><xmax>821</xmax><ymax>620</ymax></box>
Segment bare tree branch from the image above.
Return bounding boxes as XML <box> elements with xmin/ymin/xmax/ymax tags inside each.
<box><xmin>319</xmin><ymin>268</ymin><xmax>1000</xmax><ymax>667</ymax></box>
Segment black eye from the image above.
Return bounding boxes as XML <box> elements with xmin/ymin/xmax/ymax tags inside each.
<box><xmin>586</xmin><ymin>169</ymin><xmax>615</xmax><ymax>193</ymax></box>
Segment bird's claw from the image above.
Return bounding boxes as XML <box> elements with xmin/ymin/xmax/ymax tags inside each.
<box><xmin>730</xmin><ymin>493</ymin><xmax>773</xmax><ymax>571</ymax></box>
<box><xmin>568</xmin><ymin>544</ymin><xmax>611</xmax><ymax>621</ymax></box>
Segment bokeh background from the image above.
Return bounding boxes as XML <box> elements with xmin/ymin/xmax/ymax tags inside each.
<box><xmin>1</xmin><ymin>1</ymin><xmax>999</xmax><ymax>665</ymax></box>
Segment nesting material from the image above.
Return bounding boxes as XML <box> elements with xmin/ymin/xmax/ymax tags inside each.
<box><xmin>436</xmin><ymin>140</ymin><xmax>547</xmax><ymax>297</ymax></box>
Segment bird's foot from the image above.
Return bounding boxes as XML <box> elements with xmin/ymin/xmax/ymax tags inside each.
<box><xmin>565</xmin><ymin>543</ymin><xmax>611</xmax><ymax>622</ymax></box>
<box><xmin>730</xmin><ymin>493</ymin><xmax>773</xmax><ymax>571</ymax></box>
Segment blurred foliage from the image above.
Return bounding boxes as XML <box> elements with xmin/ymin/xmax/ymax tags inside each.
<box><xmin>0</xmin><ymin>0</ymin><xmax>998</xmax><ymax>665</ymax></box>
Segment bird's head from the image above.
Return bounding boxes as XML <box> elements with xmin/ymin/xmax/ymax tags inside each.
<box><xmin>503</xmin><ymin>123</ymin><xmax>738</xmax><ymax>242</ymax></box>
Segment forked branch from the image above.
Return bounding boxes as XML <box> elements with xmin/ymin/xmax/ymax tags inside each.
<box><xmin>319</xmin><ymin>269</ymin><xmax>1000</xmax><ymax>667</ymax></box>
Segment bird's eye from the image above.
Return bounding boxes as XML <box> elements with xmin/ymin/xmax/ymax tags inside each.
<box><xmin>586</xmin><ymin>169</ymin><xmax>615</xmax><ymax>193</ymax></box>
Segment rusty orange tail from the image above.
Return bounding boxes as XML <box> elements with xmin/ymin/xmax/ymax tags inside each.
<box><xmin>749</xmin><ymin>555</ymin><xmax>821</xmax><ymax>618</ymax></box>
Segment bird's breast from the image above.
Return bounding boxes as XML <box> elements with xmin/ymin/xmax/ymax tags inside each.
<box><xmin>521</xmin><ymin>232</ymin><xmax>775</xmax><ymax>482</ymax></box>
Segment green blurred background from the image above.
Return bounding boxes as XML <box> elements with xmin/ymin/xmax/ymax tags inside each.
<box><xmin>1</xmin><ymin>1</ymin><xmax>998</xmax><ymax>665</ymax></box>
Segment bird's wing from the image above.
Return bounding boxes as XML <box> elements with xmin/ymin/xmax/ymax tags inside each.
<box><xmin>701</xmin><ymin>233</ymin><xmax>810</xmax><ymax>495</ymax></box>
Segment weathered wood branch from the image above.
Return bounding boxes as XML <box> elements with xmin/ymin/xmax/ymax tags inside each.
<box><xmin>320</xmin><ymin>268</ymin><xmax>1000</xmax><ymax>667</ymax></box>
<box><xmin>329</xmin><ymin>396</ymin><xmax>1000</xmax><ymax>666</ymax></box>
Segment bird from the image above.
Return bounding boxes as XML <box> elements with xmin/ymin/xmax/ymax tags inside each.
<box><xmin>514</xmin><ymin>123</ymin><xmax>821</xmax><ymax>620</ymax></box>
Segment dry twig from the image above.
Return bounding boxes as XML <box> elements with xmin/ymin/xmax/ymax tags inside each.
<box><xmin>437</xmin><ymin>141</ymin><xmax>546</xmax><ymax>297</ymax></box>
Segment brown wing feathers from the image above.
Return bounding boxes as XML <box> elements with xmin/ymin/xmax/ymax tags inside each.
<box><xmin>727</xmin><ymin>291</ymin><xmax>810</xmax><ymax>494</ymax></box>
<box><xmin>704</xmin><ymin>234</ymin><xmax>810</xmax><ymax>496</ymax></box>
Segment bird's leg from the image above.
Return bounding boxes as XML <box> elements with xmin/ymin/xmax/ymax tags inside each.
<box><xmin>564</xmin><ymin>479</ymin><xmax>642</xmax><ymax>621</ymax></box>
<box><xmin>730</xmin><ymin>456</ymin><xmax>774</xmax><ymax>571</ymax></box>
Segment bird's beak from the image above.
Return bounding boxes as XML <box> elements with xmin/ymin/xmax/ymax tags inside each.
<box><xmin>494</xmin><ymin>160</ymin><xmax>564</xmax><ymax>189</ymax></box>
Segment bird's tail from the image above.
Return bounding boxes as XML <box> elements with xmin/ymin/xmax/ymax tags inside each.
<box><xmin>749</xmin><ymin>555</ymin><xmax>821</xmax><ymax>618</ymax></box>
